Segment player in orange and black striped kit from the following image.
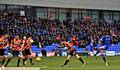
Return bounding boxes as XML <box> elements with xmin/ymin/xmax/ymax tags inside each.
<box><xmin>22</xmin><ymin>37</ymin><xmax>34</xmax><ymax>65</ymax></box>
<box><xmin>0</xmin><ymin>34</ymin><xmax>9</xmax><ymax>66</ymax></box>
<box><xmin>5</xmin><ymin>36</ymin><xmax>22</xmax><ymax>67</ymax></box>
<box><xmin>61</xmin><ymin>40</ymin><xmax>86</xmax><ymax>67</ymax></box>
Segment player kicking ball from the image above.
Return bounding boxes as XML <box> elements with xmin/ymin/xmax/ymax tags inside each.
<box><xmin>94</xmin><ymin>44</ymin><xmax>108</xmax><ymax>66</ymax></box>
<box><xmin>22</xmin><ymin>36</ymin><xmax>34</xmax><ymax>66</ymax></box>
<box><xmin>94</xmin><ymin>33</ymin><xmax>112</xmax><ymax>66</ymax></box>
<box><xmin>61</xmin><ymin>40</ymin><xmax>86</xmax><ymax>67</ymax></box>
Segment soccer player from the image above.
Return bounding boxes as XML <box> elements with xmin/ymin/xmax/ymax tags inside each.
<box><xmin>0</xmin><ymin>34</ymin><xmax>9</xmax><ymax>66</ymax></box>
<box><xmin>94</xmin><ymin>33</ymin><xmax>112</xmax><ymax>66</ymax></box>
<box><xmin>5</xmin><ymin>36</ymin><xmax>22</xmax><ymax>67</ymax></box>
<box><xmin>22</xmin><ymin>36</ymin><xmax>34</xmax><ymax>65</ymax></box>
<box><xmin>61</xmin><ymin>40</ymin><xmax>86</xmax><ymax>67</ymax></box>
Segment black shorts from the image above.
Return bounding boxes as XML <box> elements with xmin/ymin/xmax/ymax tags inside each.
<box><xmin>22</xmin><ymin>49</ymin><xmax>31</xmax><ymax>56</ymax></box>
<box><xmin>69</xmin><ymin>50</ymin><xmax>75</xmax><ymax>56</ymax></box>
<box><xmin>12</xmin><ymin>50</ymin><xmax>20</xmax><ymax>57</ymax></box>
<box><xmin>0</xmin><ymin>49</ymin><xmax>5</xmax><ymax>56</ymax></box>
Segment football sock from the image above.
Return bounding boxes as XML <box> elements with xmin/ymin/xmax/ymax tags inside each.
<box><xmin>102</xmin><ymin>56</ymin><xmax>106</xmax><ymax>63</ymax></box>
<box><xmin>23</xmin><ymin>58</ymin><xmax>27</xmax><ymax>65</ymax></box>
<box><xmin>17</xmin><ymin>59</ymin><xmax>20</xmax><ymax>67</ymax></box>
<box><xmin>79</xmin><ymin>58</ymin><xmax>84</xmax><ymax>64</ymax></box>
<box><xmin>30</xmin><ymin>58</ymin><xmax>33</xmax><ymax>64</ymax></box>
<box><xmin>2</xmin><ymin>59</ymin><xmax>5</xmax><ymax>65</ymax></box>
<box><xmin>64</xmin><ymin>60</ymin><xmax>69</xmax><ymax>65</ymax></box>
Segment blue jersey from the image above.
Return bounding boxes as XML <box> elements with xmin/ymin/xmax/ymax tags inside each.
<box><xmin>100</xmin><ymin>35</ymin><xmax>112</xmax><ymax>46</ymax></box>
<box><xmin>100</xmin><ymin>35</ymin><xmax>112</xmax><ymax>50</ymax></box>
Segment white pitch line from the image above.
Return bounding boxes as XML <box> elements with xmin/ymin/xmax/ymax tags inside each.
<box><xmin>4</xmin><ymin>67</ymin><xmax>41</xmax><ymax>70</ymax></box>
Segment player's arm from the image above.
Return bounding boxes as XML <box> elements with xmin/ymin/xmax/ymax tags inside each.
<box><xmin>21</xmin><ymin>41</ymin><xmax>25</xmax><ymax>51</ymax></box>
<box><xmin>99</xmin><ymin>37</ymin><xmax>103</xmax><ymax>44</ymax></box>
<box><xmin>100</xmin><ymin>35</ymin><xmax>105</xmax><ymax>42</ymax></box>
<box><xmin>14</xmin><ymin>42</ymin><xmax>21</xmax><ymax>46</ymax></box>
<box><xmin>3</xmin><ymin>40</ymin><xmax>9</xmax><ymax>49</ymax></box>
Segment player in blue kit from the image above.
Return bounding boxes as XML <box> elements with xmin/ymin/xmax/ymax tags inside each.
<box><xmin>94</xmin><ymin>32</ymin><xmax>112</xmax><ymax>66</ymax></box>
<box><xmin>100</xmin><ymin>34</ymin><xmax>112</xmax><ymax>49</ymax></box>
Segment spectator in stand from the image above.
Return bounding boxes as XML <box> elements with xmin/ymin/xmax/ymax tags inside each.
<box><xmin>0</xmin><ymin>13</ymin><xmax>120</xmax><ymax>48</ymax></box>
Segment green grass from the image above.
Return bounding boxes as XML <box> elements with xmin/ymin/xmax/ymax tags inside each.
<box><xmin>5</xmin><ymin>56</ymin><xmax>120</xmax><ymax>70</ymax></box>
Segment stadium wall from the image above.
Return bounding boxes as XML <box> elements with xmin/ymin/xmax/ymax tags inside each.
<box><xmin>0</xmin><ymin>0</ymin><xmax>120</xmax><ymax>11</ymax></box>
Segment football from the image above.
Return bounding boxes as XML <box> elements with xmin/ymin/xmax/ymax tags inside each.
<box><xmin>36</xmin><ymin>57</ymin><xmax>41</xmax><ymax>62</ymax></box>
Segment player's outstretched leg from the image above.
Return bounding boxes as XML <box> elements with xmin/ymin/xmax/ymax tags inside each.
<box><xmin>61</xmin><ymin>55</ymin><xmax>71</xmax><ymax>67</ymax></box>
<box><xmin>102</xmin><ymin>55</ymin><xmax>108</xmax><ymax>66</ymax></box>
<box><xmin>94</xmin><ymin>50</ymin><xmax>99</xmax><ymax>56</ymax></box>
<box><xmin>101</xmin><ymin>50</ymin><xmax>108</xmax><ymax>66</ymax></box>
<box><xmin>5</xmin><ymin>55</ymin><xmax>13</xmax><ymax>67</ymax></box>
<box><xmin>1</xmin><ymin>56</ymin><xmax>6</xmax><ymax>65</ymax></box>
<box><xmin>76</xmin><ymin>54</ymin><xmax>85</xmax><ymax>65</ymax></box>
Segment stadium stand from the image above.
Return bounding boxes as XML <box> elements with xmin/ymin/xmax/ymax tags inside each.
<box><xmin>0</xmin><ymin>14</ymin><xmax>120</xmax><ymax>56</ymax></box>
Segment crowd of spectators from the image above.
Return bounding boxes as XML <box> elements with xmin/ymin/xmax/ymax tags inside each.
<box><xmin>0</xmin><ymin>13</ymin><xmax>120</xmax><ymax>47</ymax></box>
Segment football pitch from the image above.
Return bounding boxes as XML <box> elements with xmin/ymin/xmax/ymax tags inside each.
<box><xmin>4</xmin><ymin>56</ymin><xmax>120</xmax><ymax>70</ymax></box>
